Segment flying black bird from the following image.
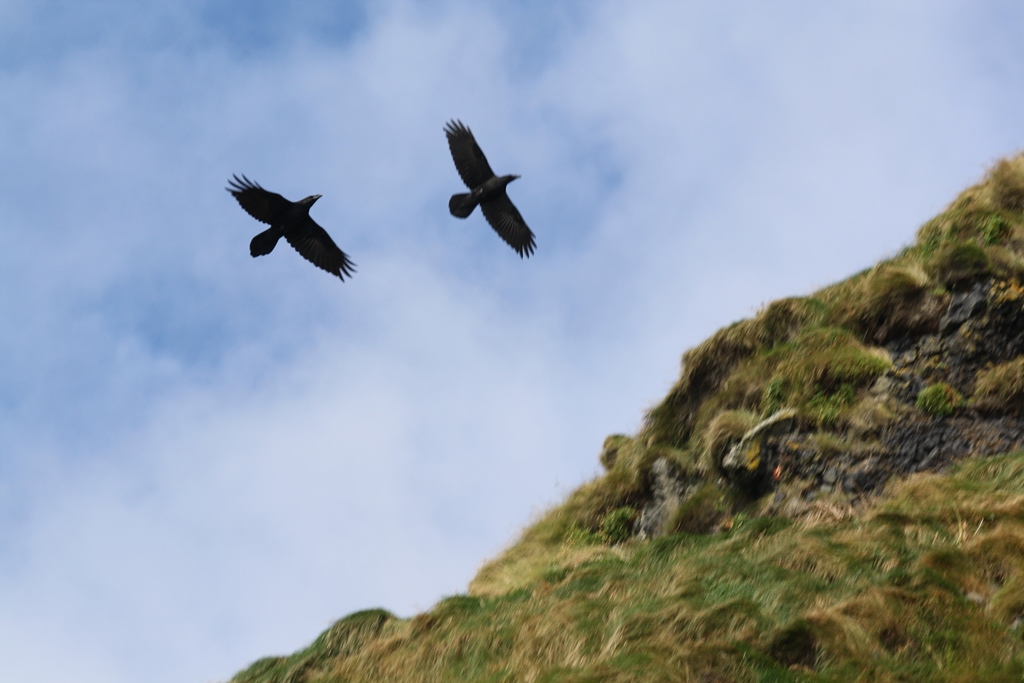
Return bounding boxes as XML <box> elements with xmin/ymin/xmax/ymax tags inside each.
<box><xmin>226</xmin><ymin>175</ymin><xmax>356</xmax><ymax>281</ymax></box>
<box><xmin>444</xmin><ymin>120</ymin><xmax>536</xmax><ymax>258</ymax></box>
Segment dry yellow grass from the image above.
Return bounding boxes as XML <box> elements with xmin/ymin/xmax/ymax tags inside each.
<box><xmin>225</xmin><ymin>450</ymin><xmax>1024</xmax><ymax>682</ymax></box>
<box><xmin>973</xmin><ymin>357</ymin><xmax>1024</xmax><ymax>414</ymax></box>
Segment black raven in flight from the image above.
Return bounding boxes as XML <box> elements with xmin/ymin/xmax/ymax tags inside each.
<box><xmin>226</xmin><ymin>174</ymin><xmax>356</xmax><ymax>281</ymax></box>
<box><xmin>444</xmin><ymin>120</ymin><xmax>536</xmax><ymax>258</ymax></box>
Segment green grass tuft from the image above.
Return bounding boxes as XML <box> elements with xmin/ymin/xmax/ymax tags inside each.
<box><xmin>916</xmin><ymin>382</ymin><xmax>965</xmax><ymax>417</ymax></box>
<box><xmin>806</xmin><ymin>384</ymin><xmax>856</xmax><ymax>427</ymax></box>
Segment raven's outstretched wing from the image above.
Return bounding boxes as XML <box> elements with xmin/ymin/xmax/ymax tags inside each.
<box><xmin>284</xmin><ymin>221</ymin><xmax>357</xmax><ymax>281</ymax></box>
<box><xmin>445</xmin><ymin>120</ymin><xmax>495</xmax><ymax>189</ymax></box>
<box><xmin>480</xmin><ymin>194</ymin><xmax>536</xmax><ymax>258</ymax></box>
<box><xmin>226</xmin><ymin>174</ymin><xmax>293</xmax><ymax>225</ymax></box>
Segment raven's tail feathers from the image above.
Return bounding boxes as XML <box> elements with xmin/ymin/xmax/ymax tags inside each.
<box><xmin>449</xmin><ymin>193</ymin><xmax>477</xmax><ymax>219</ymax></box>
<box><xmin>250</xmin><ymin>227</ymin><xmax>283</xmax><ymax>257</ymax></box>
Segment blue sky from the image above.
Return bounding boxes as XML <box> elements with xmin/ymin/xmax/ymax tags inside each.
<box><xmin>3</xmin><ymin>1</ymin><xmax>1024</xmax><ymax>682</ymax></box>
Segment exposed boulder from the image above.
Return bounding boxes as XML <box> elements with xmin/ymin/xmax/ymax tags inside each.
<box><xmin>635</xmin><ymin>457</ymin><xmax>698</xmax><ymax>538</ymax></box>
<box><xmin>721</xmin><ymin>408</ymin><xmax>797</xmax><ymax>491</ymax></box>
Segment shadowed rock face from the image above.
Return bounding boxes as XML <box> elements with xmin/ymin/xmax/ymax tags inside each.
<box><xmin>769</xmin><ymin>278</ymin><xmax>1024</xmax><ymax>501</ymax></box>
<box><xmin>752</xmin><ymin>416</ymin><xmax>1024</xmax><ymax>504</ymax></box>
<box><xmin>635</xmin><ymin>458</ymin><xmax>699</xmax><ymax>539</ymax></box>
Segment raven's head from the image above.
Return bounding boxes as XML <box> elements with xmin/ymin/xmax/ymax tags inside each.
<box><xmin>300</xmin><ymin>194</ymin><xmax>322</xmax><ymax>208</ymax></box>
<box><xmin>500</xmin><ymin>174</ymin><xmax>520</xmax><ymax>187</ymax></box>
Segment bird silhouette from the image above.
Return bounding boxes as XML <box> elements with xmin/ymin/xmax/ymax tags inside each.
<box><xmin>226</xmin><ymin>175</ymin><xmax>355</xmax><ymax>281</ymax></box>
<box><xmin>444</xmin><ymin>120</ymin><xmax>536</xmax><ymax>258</ymax></box>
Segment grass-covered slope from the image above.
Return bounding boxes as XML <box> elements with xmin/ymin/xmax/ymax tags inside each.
<box><xmin>235</xmin><ymin>453</ymin><xmax>1024</xmax><ymax>682</ymax></box>
<box><xmin>231</xmin><ymin>154</ymin><xmax>1024</xmax><ymax>682</ymax></box>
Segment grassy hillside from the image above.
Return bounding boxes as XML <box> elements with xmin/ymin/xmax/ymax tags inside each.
<box><xmin>231</xmin><ymin>154</ymin><xmax>1024</xmax><ymax>682</ymax></box>
<box><xmin>235</xmin><ymin>453</ymin><xmax>1024</xmax><ymax>682</ymax></box>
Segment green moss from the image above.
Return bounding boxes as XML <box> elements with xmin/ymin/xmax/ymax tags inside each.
<box><xmin>807</xmin><ymin>384</ymin><xmax>856</xmax><ymax>427</ymax></box>
<box><xmin>916</xmin><ymin>382</ymin><xmax>964</xmax><ymax>417</ymax></box>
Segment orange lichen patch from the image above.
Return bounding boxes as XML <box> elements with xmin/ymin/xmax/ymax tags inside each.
<box><xmin>991</xmin><ymin>278</ymin><xmax>1024</xmax><ymax>304</ymax></box>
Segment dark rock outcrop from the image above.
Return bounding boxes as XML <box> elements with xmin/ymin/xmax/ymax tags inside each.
<box><xmin>637</xmin><ymin>275</ymin><xmax>1024</xmax><ymax>535</ymax></box>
